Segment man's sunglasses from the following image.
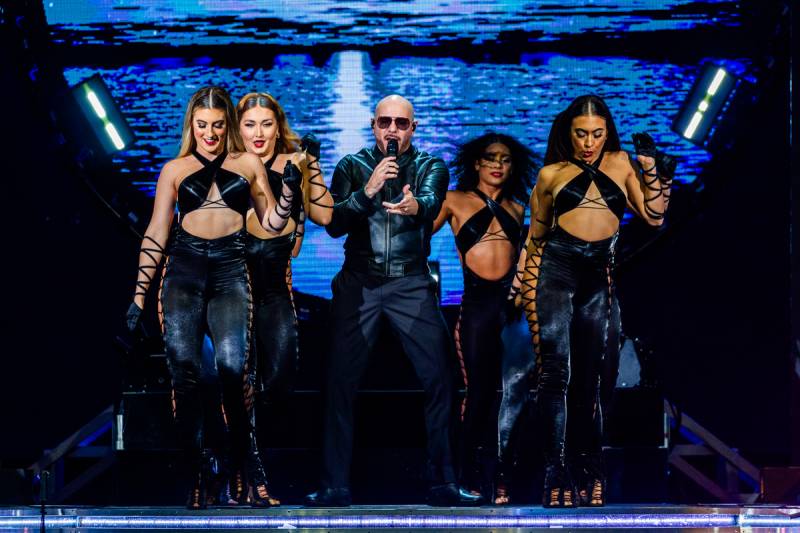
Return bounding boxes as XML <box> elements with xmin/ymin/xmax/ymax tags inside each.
<box><xmin>373</xmin><ymin>116</ymin><xmax>413</xmax><ymax>131</ymax></box>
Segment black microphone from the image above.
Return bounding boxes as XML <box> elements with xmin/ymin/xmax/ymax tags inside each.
<box><xmin>385</xmin><ymin>139</ymin><xmax>402</xmax><ymax>201</ymax></box>
<box><xmin>386</xmin><ymin>139</ymin><xmax>398</xmax><ymax>158</ymax></box>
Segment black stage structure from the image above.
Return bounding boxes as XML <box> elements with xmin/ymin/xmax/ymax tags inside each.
<box><xmin>1</xmin><ymin>0</ymin><xmax>798</xmax><ymax>530</ymax></box>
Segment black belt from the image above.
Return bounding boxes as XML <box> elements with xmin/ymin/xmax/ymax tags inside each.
<box><xmin>344</xmin><ymin>257</ymin><xmax>429</xmax><ymax>278</ymax></box>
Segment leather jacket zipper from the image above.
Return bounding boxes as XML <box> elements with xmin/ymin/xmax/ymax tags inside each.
<box><xmin>384</xmin><ymin>196</ymin><xmax>391</xmax><ymax>276</ymax></box>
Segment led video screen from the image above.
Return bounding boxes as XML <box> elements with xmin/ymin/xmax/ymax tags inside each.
<box><xmin>48</xmin><ymin>1</ymin><xmax>742</xmax><ymax>303</ymax></box>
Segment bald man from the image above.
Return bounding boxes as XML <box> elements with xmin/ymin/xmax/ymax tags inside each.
<box><xmin>306</xmin><ymin>96</ymin><xmax>480</xmax><ymax>506</ymax></box>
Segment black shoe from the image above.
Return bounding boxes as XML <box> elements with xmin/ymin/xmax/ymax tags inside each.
<box><xmin>427</xmin><ymin>483</ymin><xmax>483</xmax><ymax>506</ymax></box>
<box><xmin>304</xmin><ymin>487</ymin><xmax>352</xmax><ymax>507</ymax></box>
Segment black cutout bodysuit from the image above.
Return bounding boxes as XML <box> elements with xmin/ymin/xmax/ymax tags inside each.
<box><xmin>454</xmin><ymin>189</ymin><xmax>527</xmax><ymax>497</ymax></box>
<box><xmin>521</xmin><ymin>151</ymin><xmax>625</xmax><ymax>503</ymax></box>
<box><xmin>160</xmin><ymin>150</ymin><xmax>268</xmax><ymax>500</ymax></box>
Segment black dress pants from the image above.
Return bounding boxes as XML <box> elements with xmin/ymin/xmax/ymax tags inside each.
<box><xmin>322</xmin><ymin>269</ymin><xmax>456</xmax><ymax>488</ymax></box>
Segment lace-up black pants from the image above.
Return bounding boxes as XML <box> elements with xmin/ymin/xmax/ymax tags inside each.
<box><xmin>160</xmin><ymin>227</ymin><xmax>254</xmax><ymax>477</ymax></box>
<box><xmin>524</xmin><ymin>226</ymin><xmax>616</xmax><ymax>466</ymax></box>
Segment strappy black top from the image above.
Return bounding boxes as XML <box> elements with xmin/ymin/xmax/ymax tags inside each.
<box><xmin>552</xmin><ymin>152</ymin><xmax>626</xmax><ymax>222</ymax></box>
<box><xmin>177</xmin><ymin>150</ymin><xmax>251</xmax><ymax>218</ymax></box>
<box><xmin>265</xmin><ymin>152</ymin><xmax>303</xmax><ymax>224</ymax></box>
<box><xmin>455</xmin><ymin>189</ymin><xmax>522</xmax><ymax>257</ymax></box>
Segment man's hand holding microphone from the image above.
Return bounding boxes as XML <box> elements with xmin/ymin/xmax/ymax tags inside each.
<box><xmin>364</xmin><ymin>139</ymin><xmax>419</xmax><ymax>216</ymax></box>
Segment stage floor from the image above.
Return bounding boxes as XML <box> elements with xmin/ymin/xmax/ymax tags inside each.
<box><xmin>1</xmin><ymin>504</ymin><xmax>799</xmax><ymax>531</ymax></box>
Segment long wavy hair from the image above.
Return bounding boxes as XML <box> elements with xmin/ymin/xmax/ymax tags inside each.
<box><xmin>451</xmin><ymin>132</ymin><xmax>538</xmax><ymax>205</ymax></box>
<box><xmin>236</xmin><ymin>92</ymin><xmax>301</xmax><ymax>154</ymax></box>
<box><xmin>177</xmin><ymin>86</ymin><xmax>243</xmax><ymax>157</ymax></box>
<box><xmin>544</xmin><ymin>94</ymin><xmax>621</xmax><ymax>165</ymax></box>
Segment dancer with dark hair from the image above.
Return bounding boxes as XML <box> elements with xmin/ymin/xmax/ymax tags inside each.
<box><xmin>513</xmin><ymin>94</ymin><xmax>674</xmax><ymax>507</ymax></box>
<box><xmin>234</xmin><ymin>92</ymin><xmax>333</xmax><ymax>504</ymax></box>
<box><xmin>125</xmin><ymin>86</ymin><xmax>297</xmax><ymax>509</ymax></box>
<box><xmin>433</xmin><ymin>132</ymin><xmax>537</xmax><ymax>504</ymax></box>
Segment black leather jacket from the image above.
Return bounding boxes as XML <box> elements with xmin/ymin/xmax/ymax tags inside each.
<box><xmin>326</xmin><ymin>144</ymin><xmax>448</xmax><ymax>277</ymax></box>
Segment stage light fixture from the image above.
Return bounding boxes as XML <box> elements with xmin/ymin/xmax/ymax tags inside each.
<box><xmin>672</xmin><ymin>63</ymin><xmax>739</xmax><ymax>147</ymax></box>
<box><xmin>69</xmin><ymin>74</ymin><xmax>135</xmax><ymax>155</ymax></box>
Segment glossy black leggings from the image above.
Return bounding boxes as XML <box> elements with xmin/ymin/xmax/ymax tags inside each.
<box><xmin>521</xmin><ymin>226</ymin><xmax>615</xmax><ymax>465</ymax></box>
<box><xmin>455</xmin><ymin>268</ymin><xmax>507</xmax><ymax>490</ymax></box>
<box><xmin>247</xmin><ymin>233</ymin><xmax>299</xmax><ymax>406</ymax></box>
<box><xmin>160</xmin><ymin>228</ymin><xmax>253</xmax><ymax>475</ymax></box>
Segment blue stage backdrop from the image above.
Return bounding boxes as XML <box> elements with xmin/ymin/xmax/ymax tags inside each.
<box><xmin>49</xmin><ymin>1</ymin><xmax>743</xmax><ymax>304</ymax></box>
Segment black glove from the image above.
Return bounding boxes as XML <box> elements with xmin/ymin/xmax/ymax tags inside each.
<box><xmin>632</xmin><ymin>132</ymin><xmax>677</xmax><ymax>182</ymax></box>
<box><xmin>655</xmin><ymin>152</ymin><xmax>677</xmax><ymax>181</ymax></box>
<box><xmin>300</xmin><ymin>132</ymin><xmax>321</xmax><ymax>160</ymax></box>
<box><xmin>282</xmin><ymin>161</ymin><xmax>302</xmax><ymax>195</ymax></box>
<box><xmin>632</xmin><ymin>132</ymin><xmax>658</xmax><ymax>159</ymax></box>
<box><xmin>126</xmin><ymin>302</ymin><xmax>143</xmax><ymax>332</ymax></box>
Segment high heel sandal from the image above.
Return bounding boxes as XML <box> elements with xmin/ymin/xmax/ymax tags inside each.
<box><xmin>542</xmin><ymin>462</ymin><xmax>576</xmax><ymax>508</ymax></box>
<box><xmin>493</xmin><ymin>461</ymin><xmax>512</xmax><ymax>505</ymax></box>
<box><xmin>250</xmin><ymin>482</ymin><xmax>281</xmax><ymax>507</ymax></box>
<box><xmin>229</xmin><ymin>469</ymin><xmax>247</xmax><ymax>505</ymax></box>
<box><xmin>575</xmin><ymin>454</ymin><xmax>606</xmax><ymax>507</ymax></box>
<box><xmin>583</xmin><ymin>477</ymin><xmax>606</xmax><ymax>507</ymax></box>
<box><xmin>186</xmin><ymin>471</ymin><xmax>207</xmax><ymax>510</ymax></box>
<box><xmin>204</xmin><ymin>453</ymin><xmax>232</xmax><ymax>507</ymax></box>
<box><xmin>493</xmin><ymin>482</ymin><xmax>511</xmax><ymax>505</ymax></box>
<box><xmin>245</xmin><ymin>438</ymin><xmax>280</xmax><ymax>507</ymax></box>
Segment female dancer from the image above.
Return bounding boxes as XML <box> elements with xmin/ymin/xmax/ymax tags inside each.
<box><xmin>234</xmin><ymin>92</ymin><xmax>333</xmax><ymax>503</ymax></box>
<box><xmin>433</xmin><ymin>132</ymin><xmax>536</xmax><ymax>504</ymax></box>
<box><xmin>515</xmin><ymin>94</ymin><xmax>673</xmax><ymax>507</ymax></box>
<box><xmin>125</xmin><ymin>86</ymin><xmax>297</xmax><ymax>509</ymax></box>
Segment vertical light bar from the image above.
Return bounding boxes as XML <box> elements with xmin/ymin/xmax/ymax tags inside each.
<box><xmin>105</xmin><ymin>124</ymin><xmax>126</xmax><ymax>150</ymax></box>
<box><xmin>684</xmin><ymin>111</ymin><xmax>704</xmax><ymax>139</ymax></box>
<box><xmin>86</xmin><ymin>90</ymin><xmax>107</xmax><ymax>119</ymax></box>
<box><xmin>83</xmin><ymin>82</ymin><xmax>126</xmax><ymax>150</ymax></box>
<box><xmin>707</xmin><ymin>68</ymin><xmax>727</xmax><ymax>96</ymax></box>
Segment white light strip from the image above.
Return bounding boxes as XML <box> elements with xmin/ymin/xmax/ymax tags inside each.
<box><xmin>86</xmin><ymin>90</ymin><xmax>107</xmax><ymax>119</ymax></box>
<box><xmin>0</xmin><ymin>513</ymin><xmax>748</xmax><ymax>529</ymax></box>
<box><xmin>707</xmin><ymin>68</ymin><xmax>727</xmax><ymax>96</ymax></box>
<box><xmin>683</xmin><ymin>111</ymin><xmax>704</xmax><ymax>139</ymax></box>
<box><xmin>1</xmin><ymin>513</ymin><xmax>796</xmax><ymax>529</ymax></box>
<box><xmin>698</xmin><ymin>100</ymin><xmax>709</xmax><ymax>112</ymax></box>
<box><xmin>105</xmin><ymin>123</ymin><xmax>126</xmax><ymax>150</ymax></box>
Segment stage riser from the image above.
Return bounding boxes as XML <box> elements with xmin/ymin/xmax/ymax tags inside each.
<box><xmin>2</xmin><ymin>505</ymin><xmax>800</xmax><ymax>532</ymax></box>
